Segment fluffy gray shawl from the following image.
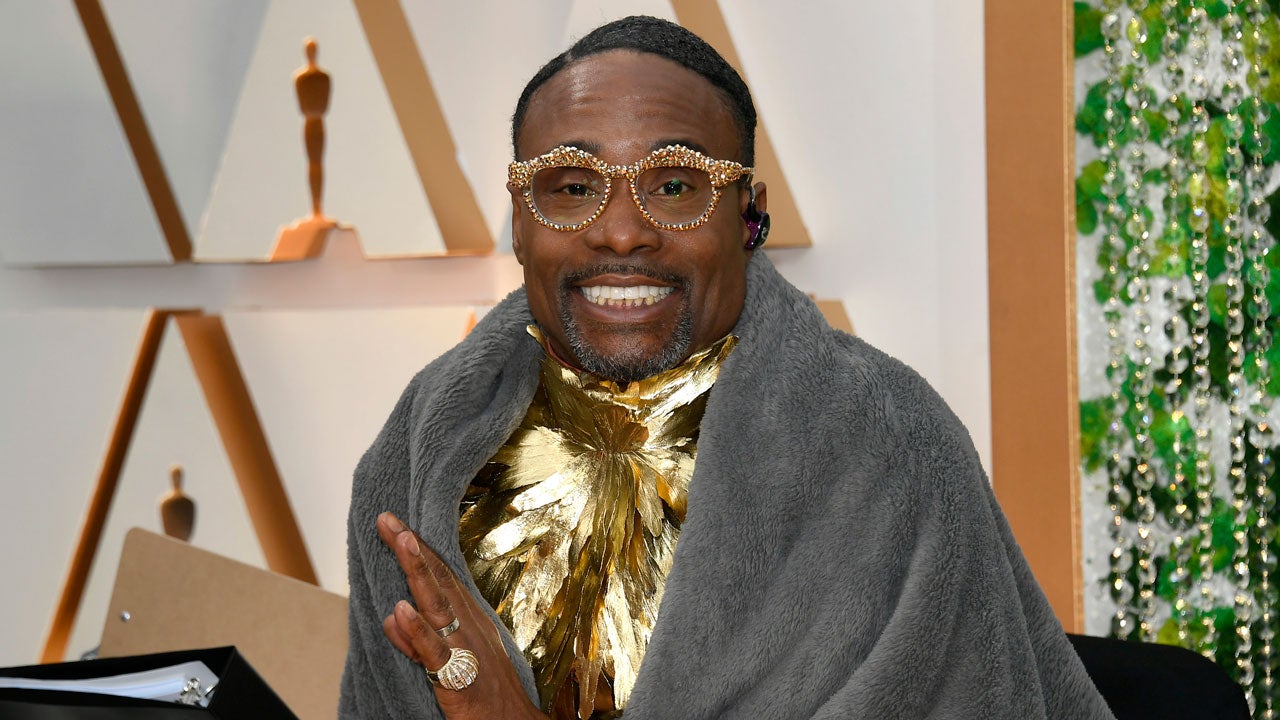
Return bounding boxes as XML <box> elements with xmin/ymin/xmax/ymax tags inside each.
<box><xmin>340</xmin><ymin>254</ymin><xmax>1115</xmax><ymax>719</ymax></box>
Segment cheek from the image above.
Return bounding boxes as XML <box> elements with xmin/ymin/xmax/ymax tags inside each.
<box><xmin>520</xmin><ymin>245</ymin><xmax>575</xmax><ymax>328</ymax></box>
<box><xmin>689</xmin><ymin>240</ymin><xmax>748</xmax><ymax>331</ymax></box>
<box><xmin>527</xmin><ymin>266</ymin><xmax>562</xmax><ymax>313</ymax></box>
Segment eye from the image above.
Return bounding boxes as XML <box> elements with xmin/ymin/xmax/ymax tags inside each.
<box><xmin>533</xmin><ymin>167</ymin><xmax>607</xmax><ymax>198</ymax></box>
<box><xmin>657</xmin><ymin>179</ymin><xmax>688</xmax><ymax>196</ymax></box>
<box><xmin>641</xmin><ymin>167</ymin><xmax>702</xmax><ymax>197</ymax></box>
<box><xmin>560</xmin><ymin>182</ymin><xmax>597</xmax><ymax>197</ymax></box>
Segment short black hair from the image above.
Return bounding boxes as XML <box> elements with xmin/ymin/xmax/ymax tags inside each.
<box><xmin>511</xmin><ymin>15</ymin><xmax>757</xmax><ymax>165</ymax></box>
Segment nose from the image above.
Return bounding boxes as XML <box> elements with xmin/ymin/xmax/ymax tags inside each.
<box><xmin>581</xmin><ymin>178</ymin><xmax>662</xmax><ymax>256</ymax></box>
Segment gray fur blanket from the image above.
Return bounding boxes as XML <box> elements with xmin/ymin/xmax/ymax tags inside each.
<box><xmin>340</xmin><ymin>254</ymin><xmax>1115</xmax><ymax>719</ymax></box>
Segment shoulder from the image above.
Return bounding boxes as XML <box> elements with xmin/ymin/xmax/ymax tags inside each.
<box><xmin>401</xmin><ymin>286</ymin><xmax>537</xmax><ymax>402</ymax></box>
<box><xmin>759</xmin><ymin>303</ymin><xmax>977</xmax><ymax>472</ymax></box>
<box><xmin>720</xmin><ymin>256</ymin><xmax>986</xmax><ymax>505</ymax></box>
<box><xmin>353</xmin><ymin>286</ymin><xmax>538</xmax><ymax>476</ymax></box>
<box><xmin>830</xmin><ymin>332</ymin><xmax>975</xmax><ymax>460</ymax></box>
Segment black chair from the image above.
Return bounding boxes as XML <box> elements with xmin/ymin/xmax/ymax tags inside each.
<box><xmin>1067</xmin><ymin>633</ymin><xmax>1250</xmax><ymax>719</ymax></box>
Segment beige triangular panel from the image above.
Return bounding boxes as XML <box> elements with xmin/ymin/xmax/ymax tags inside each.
<box><xmin>0</xmin><ymin>310</ymin><xmax>151</xmax><ymax>666</ymax></box>
<box><xmin>353</xmin><ymin>0</ymin><xmax>493</xmax><ymax>255</ymax></box>
<box><xmin>0</xmin><ymin>3</ymin><xmax>170</xmax><ymax>266</ymax></box>
<box><xmin>223</xmin><ymin>306</ymin><xmax>476</xmax><ymax>595</ymax></box>
<box><xmin>101</xmin><ymin>0</ymin><xmax>268</xmax><ymax>247</ymax></box>
<box><xmin>64</xmin><ymin>318</ymin><xmax>268</xmax><ymax>659</ymax></box>
<box><xmin>197</xmin><ymin>0</ymin><xmax>454</xmax><ymax>260</ymax></box>
<box><xmin>671</xmin><ymin>0</ymin><xmax>812</xmax><ymax>248</ymax></box>
<box><xmin>814</xmin><ymin>298</ymin><xmax>855</xmax><ymax>335</ymax></box>
<box><xmin>396</xmin><ymin>0</ymin><xmax>573</xmax><ymax>249</ymax></box>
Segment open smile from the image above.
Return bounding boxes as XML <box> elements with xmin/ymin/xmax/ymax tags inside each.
<box><xmin>579</xmin><ymin>284</ymin><xmax>675</xmax><ymax>307</ymax></box>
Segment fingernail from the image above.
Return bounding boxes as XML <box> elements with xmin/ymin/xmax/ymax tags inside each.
<box><xmin>381</xmin><ymin>512</ymin><xmax>406</xmax><ymax>533</ymax></box>
<box><xmin>408</xmin><ymin>536</ymin><xmax>422</xmax><ymax>557</ymax></box>
<box><xmin>397</xmin><ymin>600</ymin><xmax>416</xmax><ymax>618</ymax></box>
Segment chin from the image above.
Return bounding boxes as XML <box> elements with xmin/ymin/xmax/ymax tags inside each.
<box><xmin>565</xmin><ymin>321</ymin><xmax>693</xmax><ymax>383</ymax></box>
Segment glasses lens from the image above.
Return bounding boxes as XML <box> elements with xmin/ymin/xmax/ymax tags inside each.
<box><xmin>530</xmin><ymin>167</ymin><xmax>608</xmax><ymax>226</ymax></box>
<box><xmin>637</xmin><ymin>166</ymin><xmax>715</xmax><ymax>225</ymax></box>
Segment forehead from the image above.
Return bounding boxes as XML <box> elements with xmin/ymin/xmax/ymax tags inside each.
<box><xmin>516</xmin><ymin>50</ymin><xmax>740</xmax><ymax>164</ymax></box>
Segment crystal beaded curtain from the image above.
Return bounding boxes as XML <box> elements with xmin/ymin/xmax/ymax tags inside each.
<box><xmin>1075</xmin><ymin>1</ymin><xmax>1280</xmax><ymax>715</ymax></box>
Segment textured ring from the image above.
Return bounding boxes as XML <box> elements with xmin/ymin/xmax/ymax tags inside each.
<box><xmin>425</xmin><ymin>647</ymin><xmax>479</xmax><ymax>691</ymax></box>
<box><xmin>435</xmin><ymin>617</ymin><xmax>460</xmax><ymax>639</ymax></box>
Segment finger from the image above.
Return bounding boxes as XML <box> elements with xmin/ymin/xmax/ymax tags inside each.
<box><xmin>378</xmin><ymin>512</ymin><xmax>469</xmax><ymax>618</ymax></box>
<box><xmin>393</xmin><ymin>599</ymin><xmax>452</xmax><ymax>672</ymax></box>
<box><xmin>376</xmin><ymin>511</ymin><xmax>409</xmax><ymax>549</ymax></box>
<box><xmin>377</xmin><ymin>514</ymin><xmax>457</xmax><ymax>626</ymax></box>
<box><xmin>391</xmin><ymin>532</ymin><xmax>469</xmax><ymax>652</ymax></box>
<box><xmin>411</xmin><ymin>534</ymin><xmax>471</xmax><ymax>618</ymax></box>
<box><xmin>377</xmin><ymin>512</ymin><xmax>492</xmax><ymax>652</ymax></box>
<box><xmin>400</xmin><ymin>533</ymin><xmax>501</xmax><ymax>653</ymax></box>
<box><xmin>382</xmin><ymin>613</ymin><xmax>419</xmax><ymax>663</ymax></box>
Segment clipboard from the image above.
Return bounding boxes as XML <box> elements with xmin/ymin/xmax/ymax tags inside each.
<box><xmin>0</xmin><ymin>646</ymin><xmax>292</xmax><ymax>718</ymax></box>
<box><xmin>97</xmin><ymin>529</ymin><xmax>348</xmax><ymax>719</ymax></box>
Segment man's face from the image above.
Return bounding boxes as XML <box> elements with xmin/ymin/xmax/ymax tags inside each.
<box><xmin>510</xmin><ymin>50</ymin><xmax>757</xmax><ymax>382</ymax></box>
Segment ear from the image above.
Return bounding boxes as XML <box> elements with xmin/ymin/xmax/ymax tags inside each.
<box><xmin>508</xmin><ymin>182</ymin><xmax>527</xmax><ymax>265</ymax></box>
<box><xmin>739</xmin><ymin>181</ymin><xmax>768</xmax><ymax>250</ymax></box>
<box><xmin>752</xmin><ymin>182</ymin><xmax>768</xmax><ymax>214</ymax></box>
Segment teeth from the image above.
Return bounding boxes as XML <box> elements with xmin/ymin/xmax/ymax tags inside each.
<box><xmin>580</xmin><ymin>285</ymin><xmax>673</xmax><ymax>307</ymax></box>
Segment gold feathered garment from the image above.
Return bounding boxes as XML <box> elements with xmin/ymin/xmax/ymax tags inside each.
<box><xmin>460</xmin><ymin>329</ymin><xmax>736</xmax><ymax>717</ymax></box>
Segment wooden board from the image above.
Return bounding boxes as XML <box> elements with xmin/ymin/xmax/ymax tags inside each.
<box><xmin>984</xmin><ymin>0</ymin><xmax>1081</xmax><ymax>630</ymax></box>
<box><xmin>99</xmin><ymin>528</ymin><xmax>348</xmax><ymax>720</ymax></box>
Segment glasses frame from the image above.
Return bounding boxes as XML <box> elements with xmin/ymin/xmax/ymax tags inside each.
<box><xmin>508</xmin><ymin>144</ymin><xmax>753</xmax><ymax>232</ymax></box>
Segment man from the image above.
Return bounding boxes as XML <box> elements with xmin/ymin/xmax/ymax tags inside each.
<box><xmin>340</xmin><ymin>16</ymin><xmax>1114</xmax><ymax>720</ymax></box>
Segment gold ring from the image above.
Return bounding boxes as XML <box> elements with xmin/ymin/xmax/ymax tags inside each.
<box><xmin>425</xmin><ymin>647</ymin><xmax>479</xmax><ymax>691</ymax></box>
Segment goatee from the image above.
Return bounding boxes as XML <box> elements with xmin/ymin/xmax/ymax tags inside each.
<box><xmin>557</xmin><ymin>263</ymin><xmax>693</xmax><ymax>382</ymax></box>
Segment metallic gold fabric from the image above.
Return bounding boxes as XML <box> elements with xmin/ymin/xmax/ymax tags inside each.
<box><xmin>460</xmin><ymin>327</ymin><xmax>736</xmax><ymax>719</ymax></box>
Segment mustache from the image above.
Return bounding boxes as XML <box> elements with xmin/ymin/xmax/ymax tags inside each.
<box><xmin>560</xmin><ymin>262</ymin><xmax>689</xmax><ymax>290</ymax></box>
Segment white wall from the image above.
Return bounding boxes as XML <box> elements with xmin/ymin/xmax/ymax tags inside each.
<box><xmin>0</xmin><ymin>0</ymin><xmax>988</xmax><ymax>666</ymax></box>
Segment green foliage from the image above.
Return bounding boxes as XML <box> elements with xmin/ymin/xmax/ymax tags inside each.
<box><xmin>1080</xmin><ymin>397</ymin><xmax>1112</xmax><ymax>473</ymax></box>
<box><xmin>1153</xmin><ymin>222</ymin><xmax>1188</xmax><ymax>277</ymax></box>
<box><xmin>1078</xmin><ymin>196</ymin><xmax>1099</xmax><ymax>235</ymax></box>
<box><xmin>1209</xmin><ymin>499</ymin><xmax>1238</xmax><ymax>571</ymax></box>
<box><xmin>1076</xmin><ymin>79</ymin><xmax>1112</xmax><ymax>145</ymax></box>
<box><xmin>1137</xmin><ymin>4</ymin><xmax>1167</xmax><ymax>65</ymax></box>
<box><xmin>1079</xmin><ymin>160</ymin><xmax>1106</xmax><ymax>200</ymax></box>
<box><xmin>1264</xmin><ymin>179</ymin><xmax>1280</xmax><ymax>247</ymax></box>
<box><xmin>1077</xmin><ymin>160</ymin><xmax>1105</xmax><ymax>234</ymax></box>
<box><xmin>1149</xmin><ymin>406</ymin><xmax>1192</xmax><ymax>477</ymax></box>
<box><xmin>1075</xmin><ymin>2</ymin><xmax>1105</xmax><ymax>58</ymax></box>
<box><xmin>1154</xmin><ymin>606</ymin><xmax>1240</xmax><ymax>665</ymax></box>
<box><xmin>1076</xmin><ymin>75</ymin><xmax>1170</xmax><ymax>149</ymax></box>
<box><xmin>1252</xmin><ymin>15</ymin><xmax>1280</xmax><ymax>105</ymax></box>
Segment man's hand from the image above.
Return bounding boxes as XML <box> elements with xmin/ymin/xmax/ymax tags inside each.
<box><xmin>377</xmin><ymin>512</ymin><xmax>548</xmax><ymax>720</ymax></box>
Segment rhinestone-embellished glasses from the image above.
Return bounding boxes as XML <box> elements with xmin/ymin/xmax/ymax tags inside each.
<box><xmin>508</xmin><ymin>145</ymin><xmax>753</xmax><ymax>232</ymax></box>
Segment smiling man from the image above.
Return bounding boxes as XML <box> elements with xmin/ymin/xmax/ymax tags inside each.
<box><xmin>340</xmin><ymin>16</ymin><xmax>1114</xmax><ymax>720</ymax></box>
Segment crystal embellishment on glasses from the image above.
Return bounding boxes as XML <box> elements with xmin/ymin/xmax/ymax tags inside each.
<box><xmin>508</xmin><ymin>145</ymin><xmax>753</xmax><ymax>232</ymax></box>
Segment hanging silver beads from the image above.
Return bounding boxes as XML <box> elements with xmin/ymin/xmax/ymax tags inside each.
<box><xmin>1161</xmin><ymin>0</ymin><xmax>1196</xmax><ymax>647</ymax></box>
<box><xmin>1083</xmin><ymin>0</ymin><xmax>1280</xmax><ymax>715</ymax></box>
<box><xmin>1123</xmin><ymin>0</ymin><xmax>1160</xmax><ymax>643</ymax></box>
<box><xmin>1102</xmin><ymin>0</ymin><xmax>1140</xmax><ymax>640</ymax></box>
<box><xmin>1185</xmin><ymin>0</ymin><xmax>1220</xmax><ymax>659</ymax></box>
<box><xmin>1244</xmin><ymin>1</ymin><xmax>1277</xmax><ymax>714</ymax></box>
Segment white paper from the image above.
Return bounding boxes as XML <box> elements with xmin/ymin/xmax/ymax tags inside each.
<box><xmin>0</xmin><ymin>660</ymin><xmax>219</xmax><ymax>707</ymax></box>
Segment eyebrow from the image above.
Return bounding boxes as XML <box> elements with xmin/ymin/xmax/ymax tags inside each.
<box><xmin>650</xmin><ymin>139</ymin><xmax>709</xmax><ymax>155</ymax></box>
<box><xmin>557</xmin><ymin>140</ymin><xmax>601</xmax><ymax>155</ymax></box>
<box><xmin>541</xmin><ymin>139</ymin><xmax>711</xmax><ymax>160</ymax></box>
